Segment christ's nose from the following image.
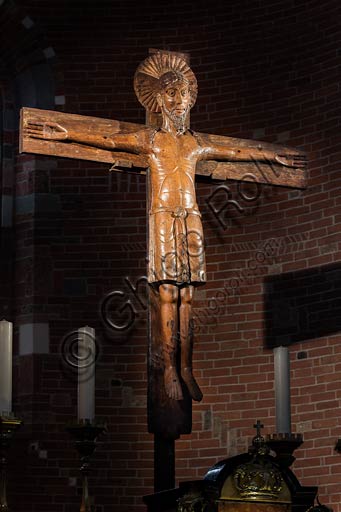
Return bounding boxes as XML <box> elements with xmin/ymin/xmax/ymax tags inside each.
<box><xmin>174</xmin><ymin>91</ymin><xmax>183</xmax><ymax>104</ymax></box>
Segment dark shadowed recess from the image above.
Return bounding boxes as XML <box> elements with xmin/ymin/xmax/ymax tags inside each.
<box><xmin>264</xmin><ymin>262</ymin><xmax>341</xmax><ymax>348</ymax></box>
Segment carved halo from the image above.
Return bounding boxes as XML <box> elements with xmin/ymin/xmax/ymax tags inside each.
<box><xmin>134</xmin><ymin>52</ymin><xmax>198</xmax><ymax>113</ymax></box>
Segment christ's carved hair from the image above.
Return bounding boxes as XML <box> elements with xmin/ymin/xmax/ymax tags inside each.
<box><xmin>159</xmin><ymin>71</ymin><xmax>189</xmax><ymax>90</ymax></box>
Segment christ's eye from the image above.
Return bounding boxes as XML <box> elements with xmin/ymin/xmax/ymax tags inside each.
<box><xmin>181</xmin><ymin>89</ymin><xmax>189</xmax><ymax>97</ymax></box>
<box><xmin>166</xmin><ymin>88</ymin><xmax>176</xmax><ymax>97</ymax></box>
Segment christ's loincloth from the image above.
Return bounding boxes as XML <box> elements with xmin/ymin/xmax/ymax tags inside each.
<box><xmin>148</xmin><ymin>206</ymin><xmax>206</xmax><ymax>286</ymax></box>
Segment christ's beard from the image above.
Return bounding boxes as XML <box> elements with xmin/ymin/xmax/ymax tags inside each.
<box><xmin>163</xmin><ymin>106</ymin><xmax>189</xmax><ymax>134</ymax></box>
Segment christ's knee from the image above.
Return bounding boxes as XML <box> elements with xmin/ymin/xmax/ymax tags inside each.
<box><xmin>159</xmin><ymin>283</ymin><xmax>179</xmax><ymax>306</ymax></box>
<box><xmin>180</xmin><ymin>285</ymin><xmax>194</xmax><ymax>307</ymax></box>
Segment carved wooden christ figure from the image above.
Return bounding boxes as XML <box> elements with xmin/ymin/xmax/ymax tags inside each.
<box><xmin>22</xmin><ymin>52</ymin><xmax>306</xmax><ymax>403</ymax></box>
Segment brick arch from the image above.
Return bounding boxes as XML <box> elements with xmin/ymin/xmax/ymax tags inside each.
<box><xmin>0</xmin><ymin>0</ymin><xmax>61</xmax><ymax>227</ymax></box>
<box><xmin>0</xmin><ymin>69</ymin><xmax>16</xmax><ymax>318</ymax></box>
<box><xmin>0</xmin><ymin>9</ymin><xmax>65</xmax><ymax>508</ymax></box>
<box><xmin>0</xmin><ymin>0</ymin><xmax>59</xmax><ymax>110</ymax></box>
<box><xmin>0</xmin><ymin>69</ymin><xmax>16</xmax><ymax>225</ymax></box>
<box><xmin>0</xmin><ymin>2</ymin><xmax>62</xmax><ymax>377</ymax></box>
<box><xmin>0</xmin><ymin>1</ymin><xmax>61</xmax><ymax>318</ymax></box>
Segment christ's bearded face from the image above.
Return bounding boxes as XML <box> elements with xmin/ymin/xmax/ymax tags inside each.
<box><xmin>157</xmin><ymin>72</ymin><xmax>192</xmax><ymax>133</ymax></box>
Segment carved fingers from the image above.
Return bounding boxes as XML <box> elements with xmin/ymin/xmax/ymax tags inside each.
<box><xmin>164</xmin><ymin>367</ymin><xmax>183</xmax><ymax>401</ymax></box>
<box><xmin>24</xmin><ymin>121</ymin><xmax>68</xmax><ymax>140</ymax></box>
<box><xmin>275</xmin><ymin>154</ymin><xmax>307</xmax><ymax>168</ymax></box>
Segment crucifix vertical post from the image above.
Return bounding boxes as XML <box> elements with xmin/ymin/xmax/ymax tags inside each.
<box><xmin>145</xmin><ymin>49</ymin><xmax>193</xmax><ymax>492</ymax></box>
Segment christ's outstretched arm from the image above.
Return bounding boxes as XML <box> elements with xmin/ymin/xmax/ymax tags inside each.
<box><xmin>198</xmin><ymin>134</ymin><xmax>307</xmax><ymax>169</ymax></box>
<box><xmin>24</xmin><ymin>120</ymin><xmax>148</xmax><ymax>154</ymax></box>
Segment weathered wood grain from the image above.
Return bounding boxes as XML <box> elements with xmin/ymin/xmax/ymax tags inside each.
<box><xmin>20</xmin><ymin>107</ymin><xmax>148</xmax><ymax>170</ymax></box>
<box><xmin>20</xmin><ymin>108</ymin><xmax>306</xmax><ymax>188</ymax></box>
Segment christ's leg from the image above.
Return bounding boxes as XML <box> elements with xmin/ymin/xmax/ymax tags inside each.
<box><xmin>159</xmin><ymin>283</ymin><xmax>183</xmax><ymax>401</ymax></box>
<box><xmin>179</xmin><ymin>285</ymin><xmax>203</xmax><ymax>402</ymax></box>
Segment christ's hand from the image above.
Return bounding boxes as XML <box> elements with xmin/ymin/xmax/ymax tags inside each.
<box><xmin>275</xmin><ymin>154</ymin><xmax>307</xmax><ymax>168</ymax></box>
<box><xmin>25</xmin><ymin>121</ymin><xmax>68</xmax><ymax>140</ymax></box>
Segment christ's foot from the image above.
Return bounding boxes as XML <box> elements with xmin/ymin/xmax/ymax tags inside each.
<box><xmin>181</xmin><ymin>367</ymin><xmax>203</xmax><ymax>402</ymax></box>
<box><xmin>164</xmin><ymin>366</ymin><xmax>183</xmax><ymax>401</ymax></box>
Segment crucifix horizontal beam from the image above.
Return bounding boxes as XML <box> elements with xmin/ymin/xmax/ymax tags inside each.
<box><xmin>20</xmin><ymin>107</ymin><xmax>306</xmax><ymax>189</ymax></box>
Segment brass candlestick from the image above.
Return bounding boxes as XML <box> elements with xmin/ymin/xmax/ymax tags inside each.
<box><xmin>0</xmin><ymin>416</ymin><xmax>22</xmax><ymax>512</ymax></box>
<box><xmin>67</xmin><ymin>421</ymin><xmax>106</xmax><ymax>512</ymax></box>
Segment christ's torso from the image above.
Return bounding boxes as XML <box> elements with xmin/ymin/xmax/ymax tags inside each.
<box><xmin>147</xmin><ymin>130</ymin><xmax>201</xmax><ymax>213</ymax></box>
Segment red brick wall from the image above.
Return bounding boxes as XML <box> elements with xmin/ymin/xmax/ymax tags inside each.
<box><xmin>0</xmin><ymin>77</ymin><xmax>15</xmax><ymax>319</ymax></box>
<box><xmin>1</xmin><ymin>1</ymin><xmax>340</xmax><ymax>511</ymax></box>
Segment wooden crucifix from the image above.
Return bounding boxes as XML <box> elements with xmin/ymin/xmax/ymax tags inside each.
<box><xmin>20</xmin><ymin>50</ymin><xmax>306</xmax><ymax>488</ymax></box>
